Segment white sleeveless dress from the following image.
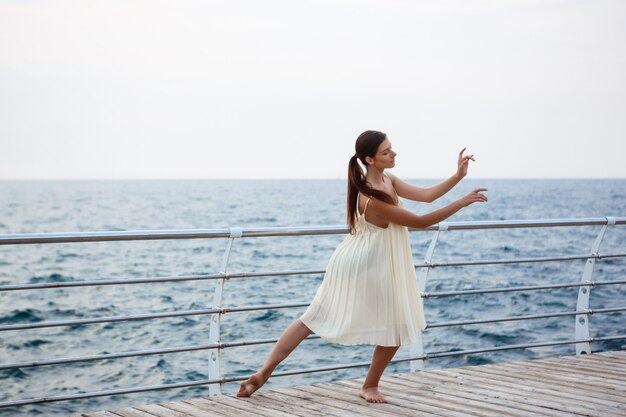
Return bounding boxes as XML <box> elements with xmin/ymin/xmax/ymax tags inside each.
<box><xmin>299</xmin><ymin>190</ymin><xmax>427</xmax><ymax>347</ymax></box>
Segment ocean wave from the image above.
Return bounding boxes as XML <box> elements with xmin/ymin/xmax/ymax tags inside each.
<box><xmin>6</xmin><ymin>338</ymin><xmax>53</xmax><ymax>351</ymax></box>
<box><xmin>0</xmin><ymin>308</ymin><xmax>44</xmax><ymax>324</ymax></box>
<box><xmin>29</xmin><ymin>273</ymin><xmax>74</xmax><ymax>284</ymax></box>
<box><xmin>251</xmin><ymin>309</ymin><xmax>283</xmax><ymax>322</ymax></box>
<box><xmin>0</xmin><ymin>368</ymin><xmax>27</xmax><ymax>380</ymax></box>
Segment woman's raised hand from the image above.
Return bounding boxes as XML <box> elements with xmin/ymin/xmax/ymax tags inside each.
<box><xmin>461</xmin><ymin>188</ymin><xmax>488</xmax><ymax>207</ymax></box>
<box><xmin>456</xmin><ymin>147</ymin><xmax>475</xmax><ymax>178</ymax></box>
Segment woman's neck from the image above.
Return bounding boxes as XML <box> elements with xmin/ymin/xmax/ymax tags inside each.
<box><xmin>365</xmin><ymin>168</ymin><xmax>386</xmax><ymax>186</ymax></box>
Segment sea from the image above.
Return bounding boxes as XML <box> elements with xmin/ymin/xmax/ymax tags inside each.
<box><xmin>0</xmin><ymin>178</ymin><xmax>625</xmax><ymax>416</ymax></box>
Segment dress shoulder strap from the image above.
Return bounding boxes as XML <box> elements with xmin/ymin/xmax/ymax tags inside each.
<box><xmin>363</xmin><ymin>195</ymin><xmax>372</xmax><ymax>215</ymax></box>
<box><xmin>357</xmin><ymin>193</ymin><xmax>373</xmax><ymax>216</ymax></box>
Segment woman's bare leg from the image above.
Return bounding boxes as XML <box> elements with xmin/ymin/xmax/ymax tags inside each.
<box><xmin>360</xmin><ymin>345</ymin><xmax>400</xmax><ymax>403</ymax></box>
<box><xmin>236</xmin><ymin>318</ymin><xmax>312</xmax><ymax>397</ymax></box>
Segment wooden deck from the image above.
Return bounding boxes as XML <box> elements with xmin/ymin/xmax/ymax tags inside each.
<box><xmin>78</xmin><ymin>349</ymin><xmax>626</xmax><ymax>417</ymax></box>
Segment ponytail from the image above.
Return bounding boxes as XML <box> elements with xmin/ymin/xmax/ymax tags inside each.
<box><xmin>346</xmin><ymin>153</ymin><xmax>395</xmax><ymax>235</ymax></box>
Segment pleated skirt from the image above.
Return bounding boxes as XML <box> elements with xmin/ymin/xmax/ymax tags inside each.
<box><xmin>299</xmin><ymin>209</ymin><xmax>427</xmax><ymax>346</ymax></box>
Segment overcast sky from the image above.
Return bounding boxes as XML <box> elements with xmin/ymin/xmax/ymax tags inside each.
<box><xmin>1</xmin><ymin>0</ymin><xmax>624</xmax><ymax>179</ymax></box>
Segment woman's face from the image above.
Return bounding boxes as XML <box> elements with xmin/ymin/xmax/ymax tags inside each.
<box><xmin>367</xmin><ymin>138</ymin><xmax>396</xmax><ymax>169</ymax></box>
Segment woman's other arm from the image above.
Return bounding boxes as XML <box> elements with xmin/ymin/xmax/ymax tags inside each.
<box><xmin>369</xmin><ymin>188</ymin><xmax>488</xmax><ymax>229</ymax></box>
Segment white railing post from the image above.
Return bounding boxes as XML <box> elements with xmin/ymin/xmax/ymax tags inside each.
<box><xmin>575</xmin><ymin>217</ymin><xmax>615</xmax><ymax>355</ymax></box>
<box><xmin>208</xmin><ymin>227</ymin><xmax>242</xmax><ymax>396</ymax></box>
<box><xmin>410</xmin><ymin>222</ymin><xmax>447</xmax><ymax>372</ymax></box>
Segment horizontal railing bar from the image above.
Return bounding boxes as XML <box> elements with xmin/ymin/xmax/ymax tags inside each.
<box><xmin>416</xmin><ymin>253</ymin><xmax>626</xmax><ymax>269</ymax></box>
<box><xmin>3</xmin><ymin>335</ymin><xmax>624</xmax><ymax>409</ymax></box>
<box><xmin>1</xmin><ymin>217</ymin><xmax>624</xmax><ymax>245</ymax></box>
<box><xmin>0</xmin><ymin>334</ymin><xmax>322</xmax><ymax>370</ymax></box>
<box><xmin>421</xmin><ymin>335</ymin><xmax>626</xmax><ymax>359</ymax></box>
<box><xmin>417</xmin><ymin>217</ymin><xmax>626</xmax><ymax>231</ymax></box>
<box><xmin>0</xmin><ymin>302</ymin><xmax>310</xmax><ymax>331</ymax></box>
<box><xmin>428</xmin><ymin>306</ymin><xmax>626</xmax><ymax>328</ymax></box>
<box><xmin>0</xmin><ymin>376</ymin><xmax>225</xmax><ymax>408</ymax></box>
<box><xmin>3</xmin><ymin>253</ymin><xmax>625</xmax><ymax>293</ymax></box>
<box><xmin>0</xmin><ymin>226</ymin><xmax>347</xmax><ymax>245</ymax></box>
<box><xmin>0</xmin><ymin>269</ymin><xmax>325</xmax><ymax>292</ymax></box>
<box><xmin>423</xmin><ymin>279</ymin><xmax>626</xmax><ymax>298</ymax></box>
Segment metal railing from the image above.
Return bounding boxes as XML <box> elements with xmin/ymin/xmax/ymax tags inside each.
<box><xmin>0</xmin><ymin>216</ymin><xmax>625</xmax><ymax>409</ymax></box>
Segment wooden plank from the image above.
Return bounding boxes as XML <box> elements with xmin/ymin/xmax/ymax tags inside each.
<box><xmin>134</xmin><ymin>403</ymin><xmax>194</xmax><ymax>417</ymax></box>
<box><xmin>317</xmin><ymin>379</ymin><xmax>479</xmax><ymax>417</ymax></box>
<box><xmin>570</xmin><ymin>355</ymin><xmax>626</xmax><ymax>370</ymax></box>
<box><xmin>332</xmin><ymin>376</ymin><xmax>474</xmax><ymax>417</ymax></box>
<box><xmin>382</xmin><ymin>374</ymin><xmax>544</xmax><ymax>416</ymax></box>
<box><xmin>273</xmin><ymin>384</ymin><xmax>410</xmax><ymax>416</ymax></box>
<box><xmin>539</xmin><ymin>358</ymin><xmax>626</xmax><ymax>379</ymax></box>
<box><xmin>429</xmin><ymin>366</ymin><xmax>620</xmax><ymax>415</ymax></box>
<box><xmin>184</xmin><ymin>396</ymin><xmax>258</xmax><ymax>417</ymax></box>
<box><xmin>447</xmin><ymin>366</ymin><xmax>620</xmax><ymax>409</ymax></box>
<box><xmin>378</xmin><ymin>374</ymin><xmax>551</xmax><ymax>417</ymax></box>
<box><xmin>241</xmin><ymin>392</ymin><xmax>321</xmax><ymax>417</ymax></box>
<box><xmin>526</xmin><ymin>359</ymin><xmax>626</xmax><ymax>384</ymax></box>
<box><xmin>417</xmin><ymin>368</ymin><xmax>610</xmax><ymax>417</ymax></box>
<box><xmin>338</xmin><ymin>378</ymin><xmax>528</xmax><ymax>417</ymax></box>
<box><xmin>460</xmin><ymin>363</ymin><xmax>626</xmax><ymax>405</ymax></box>
<box><xmin>530</xmin><ymin>354</ymin><xmax>626</xmax><ymax>377</ymax></box>
<box><xmin>345</xmin><ymin>376</ymin><xmax>518</xmax><ymax>417</ymax></box>
<box><xmin>188</xmin><ymin>396</ymin><xmax>294</xmax><ymax>417</ymax></box>
<box><xmin>298</xmin><ymin>381</ymin><xmax>448</xmax><ymax>417</ymax></box>
<box><xmin>465</xmin><ymin>362</ymin><xmax>623</xmax><ymax>400</ymax></box>
<box><xmin>543</xmin><ymin>352</ymin><xmax>626</xmax><ymax>369</ymax></box>
<box><xmin>159</xmin><ymin>400</ymin><xmax>229</xmax><ymax>417</ymax></box>
<box><xmin>366</xmin><ymin>375</ymin><xmax>494</xmax><ymax>417</ymax></box>
<box><xmin>107</xmin><ymin>407</ymin><xmax>163</xmax><ymax>417</ymax></box>
<box><xmin>592</xmin><ymin>352</ymin><xmax>626</xmax><ymax>365</ymax></box>
<box><xmin>256</xmin><ymin>388</ymin><xmax>362</xmax><ymax>417</ymax></box>
<box><xmin>81</xmin><ymin>412</ymin><xmax>125</xmax><ymax>417</ymax></box>
<box><xmin>468</xmin><ymin>359</ymin><xmax>618</xmax><ymax>391</ymax></box>
<box><xmin>291</xmin><ymin>383</ymin><xmax>428</xmax><ymax>417</ymax></box>
<box><xmin>299</xmin><ymin>385</ymin><xmax>436</xmax><ymax>416</ymax></box>
<box><xmin>496</xmin><ymin>361</ymin><xmax>626</xmax><ymax>392</ymax></box>
<box><xmin>571</xmin><ymin>351</ymin><xmax>626</xmax><ymax>361</ymax></box>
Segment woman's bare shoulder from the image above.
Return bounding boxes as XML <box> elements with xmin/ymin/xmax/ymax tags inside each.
<box><xmin>385</xmin><ymin>171</ymin><xmax>399</xmax><ymax>183</ymax></box>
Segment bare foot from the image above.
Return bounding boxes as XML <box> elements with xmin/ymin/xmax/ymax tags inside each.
<box><xmin>359</xmin><ymin>385</ymin><xmax>388</xmax><ymax>403</ymax></box>
<box><xmin>236</xmin><ymin>372</ymin><xmax>267</xmax><ymax>397</ymax></box>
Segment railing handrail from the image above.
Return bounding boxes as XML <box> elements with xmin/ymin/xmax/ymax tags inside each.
<box><xmin>1</xmin><ymin>216</ymin><xmax>624</xmax><ymax>245</ymax></box>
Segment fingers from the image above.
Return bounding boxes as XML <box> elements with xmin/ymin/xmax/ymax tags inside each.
<box><xmin>471</xmin><ymin>188</ymin><xmax>488</xmax><ymax>203</ymax></box>
<box><xmin>460</xmin><ymin>155</ymin><xmax>475</xmax><ymax>165</ymax></box>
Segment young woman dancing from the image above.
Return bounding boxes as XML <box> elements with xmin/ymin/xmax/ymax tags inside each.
<box><xmin>236</xmin><ymin>130</ymin><xmax>488</xmax><ymax>403</ymax></box>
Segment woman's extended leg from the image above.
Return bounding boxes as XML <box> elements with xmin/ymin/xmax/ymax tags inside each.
<box><xmin>360</xmin><ymin>345</ymin><xmax>400</xmax><ymax>403</ymax></box>
<box><xmin>236</xmin><ymin>318</ymin><xmax>312</xmax><ymax>397</ymax></box>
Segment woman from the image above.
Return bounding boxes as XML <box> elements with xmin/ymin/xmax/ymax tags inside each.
<box><xmin>237</xmin><ymin>130</ymin><xmax>488</xmax><ymax>403</ymax></box>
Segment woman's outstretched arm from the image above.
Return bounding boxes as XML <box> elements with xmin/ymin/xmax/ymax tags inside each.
<box><xmin>368</xmin><ymin>188</ymin><xmax>488</xmax><ymax>229</ymax></box>
<box><xmin>387</xmin><ymin>147</ymin><xmax>475</xmax><ymax>203</ymax></box>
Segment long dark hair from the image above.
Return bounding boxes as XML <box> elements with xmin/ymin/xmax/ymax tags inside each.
<box><xmin>347</xmin><ymin>130</ymin><xmax>395</xmax><ymax>234</ymax></box>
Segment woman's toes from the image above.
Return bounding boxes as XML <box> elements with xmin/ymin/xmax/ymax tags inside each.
<box><xmin>359</xmin><ymin>386</ymin><xmax>387</xmax><ymax>403</ymax></box>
